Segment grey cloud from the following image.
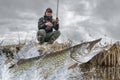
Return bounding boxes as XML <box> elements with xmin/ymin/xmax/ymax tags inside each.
<box><xmin>104</xmin><ymin>24</ymin><xmax>120</xmax><ymax>40</ymax></box>
<box><xmin>63</xmin><ymin>0</ymin><xmax>96</xmax><ymax>16</ymax></box>
<box><xmin>0</xmin><ymin>21</ymin><xmax>10</xmax><ymax>25</ymax></box>
<box><xmin>0</xmin><ymin>0</ymin><xmax>60</xmax><ymax>18</ymax></box>
<box><xmin>0</xmin><ymin>0</ymin><xmax>120</xmax><ymax>43</ymax></box>
<box><xmin>0</xmin><ymin>0</ymin><xmax>62</xmax><ymax>31</ymax></box>
<box><xmin>94</xmin><ymin>0</ymin><xmax>120</xmax><ymax>20</ymax></box>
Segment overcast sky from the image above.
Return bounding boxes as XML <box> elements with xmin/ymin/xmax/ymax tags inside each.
<box><xmin>0</xmin><ymin>0</ymin><xmax>120</xmax><ymax>44</ymax></box>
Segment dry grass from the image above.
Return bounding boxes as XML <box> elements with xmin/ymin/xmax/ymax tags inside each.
<box><xmin>80</xmin><ymin>42</ymin><xmax>120</xmax><ymax>68</ymax></box>
<box><xmin>1</xmin><ymin>40</ymin><xmax>120</xmax><ymax>68</ymax></box>
<box><xmin>0</xmin><ymin>43</ymin><xmax>25</xmax><ymax>49</ymax></box>
<box><xmin>0</xmin><ymin>41</ymin><xmax>72</xmax><ymax>54</ymax></box>
<box><xmin>99</xmin><ymin>42</ymin><xmax>120</xmax><ymax>66</ymax></box>
<box><xmin>36</xmin><ymin>41</ymin><xmax>72</xmax><ymax>54</ymax></box>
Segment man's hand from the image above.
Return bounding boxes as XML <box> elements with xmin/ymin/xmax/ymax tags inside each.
<box><xmin>56</xmin><ymin>17</ymin><xmax>59</xmax><ymax>23</ymax></box>
<box><xmin>53</xmin><ymin>17</ymin><xmax>59</xmax><ymax>23</ymax></box>
<box><xmin>45</xmin><ymin>22</ymin><xmax>53</xmax><ymax>27</ymax></box>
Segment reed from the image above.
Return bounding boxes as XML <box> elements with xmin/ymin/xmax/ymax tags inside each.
<box><xmin>81</xmin><ymin>42</ymin><xmax>120</xmax><ymax>67</ymax></box>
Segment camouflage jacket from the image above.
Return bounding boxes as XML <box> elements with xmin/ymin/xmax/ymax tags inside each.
<box><xmin>38</xmin><ymin>16</ymin><xmax>59</xmax><ymax>33</ymax></box>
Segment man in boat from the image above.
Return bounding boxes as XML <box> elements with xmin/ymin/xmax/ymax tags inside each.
<box><xmin>37</xmin><ymin>8</ymin><xmax>60</xmax><ymax>44</ymax></box>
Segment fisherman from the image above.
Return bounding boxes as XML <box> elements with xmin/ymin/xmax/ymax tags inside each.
<box><xmin>37</xmin><ymin>8</ymin><xmax>60</xmax><ymax>44</ymax></box>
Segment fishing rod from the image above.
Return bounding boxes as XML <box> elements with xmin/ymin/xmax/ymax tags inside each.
<box><xmin>56</xmin><ymin>0</ymin><xmax>59</xmax><ymax>18</ymax></box>
<box><xmin>56</xmin><ymin>0</ymin><xmax>59</xmax><ymax>22</ymax></box>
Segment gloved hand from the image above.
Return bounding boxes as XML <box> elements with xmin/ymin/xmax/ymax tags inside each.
<box><xmin>53</xmin><ymin>17</ymin><xmax>59</xmax><ymax>23</ymax></box>
<box><xmin>56</xmin><ymin>17</ymin><xmax>59</xmax><ymax>23</ymax></box>
<box><xmin>45</xmin><ymin>22</ymin><xmax>53</xmax><ymax>27</ymax></box>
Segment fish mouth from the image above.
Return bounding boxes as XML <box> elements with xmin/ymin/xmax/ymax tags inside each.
<box><xmin>70</xmin><ymin>38</ymin><xmax>102</xmax><ymax>63</ymax></box>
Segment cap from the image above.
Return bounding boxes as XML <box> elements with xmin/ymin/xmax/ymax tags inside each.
<box><xmin>46</xmin><ymin>8</ymin><xmax>52</xmax><ymax>13</ymax></box>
